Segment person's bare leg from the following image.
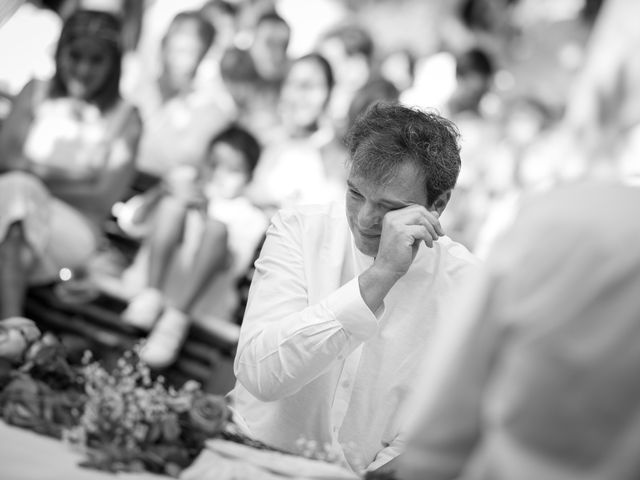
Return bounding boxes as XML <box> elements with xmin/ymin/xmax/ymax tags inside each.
<box><xmin>122</xmin><ymin>195</ymin><xmax>188</xmax><ymax>328</ymax></box>
<box><xmin>170</xmin><ymin>217</ymin><xmax>228</xmax><ymax>313</ymax></box>
<box><xmin>147</xmin><ymin>195</ymin><xmax>189</xmax><ymax>291</ymax></box>
<box><xmin>0</xmin><ymin>222</ymin><xmax>29</xmax><ymax>319</ymax></box>
<box><xmin>141</xmin><ymin>217</ymin><xmax>229</xmax><ymax>369</ymax></box>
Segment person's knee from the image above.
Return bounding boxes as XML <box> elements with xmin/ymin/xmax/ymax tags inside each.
<box><xmin>0</xmin><ymin>222</ymin><xmax>35</xmax><ymax>268</ymax></box>
<box><xmin>202</xmin><ymin>219</ymin><xmax>228</xmax><ymax>246</ymax></box>
<box><xmin>0</xmin><ymin>170</ymin><xmax>46</xmax><ymax>190</ymax></box>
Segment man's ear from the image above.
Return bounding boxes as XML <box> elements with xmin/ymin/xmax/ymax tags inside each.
<box><xmin>430</xmin><ymin>190</ymin><xmax>452</xmax><ymax>217</ymax></box>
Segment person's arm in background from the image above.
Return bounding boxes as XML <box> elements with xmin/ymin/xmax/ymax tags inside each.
<box><xmin>561</xmin><ymin>0</ymin><xmax>640</xmax><ymax>160</ymax></box>
<box><xmin>0</xmin><ymin>80</ymin><xmax>37</xmax><ymax>172</ymax></box>
<box><xmin>49</xmin><ymin>105</ymin><xmax>143</xmax><ymax>217</ymax></box>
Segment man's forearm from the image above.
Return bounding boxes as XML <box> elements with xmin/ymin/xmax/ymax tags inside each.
<box><xmin>358</xmin><ymin>265</ymin><xmax>402</xmax><ymax>314</ymax></box>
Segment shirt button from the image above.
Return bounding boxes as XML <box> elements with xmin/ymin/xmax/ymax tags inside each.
<box><xmin>341</xmin><ymin>380</ymin><xmax>350</xmax><ymax>388</ymax></box>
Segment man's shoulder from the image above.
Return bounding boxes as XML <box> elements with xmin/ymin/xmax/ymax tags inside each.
<box><xmin>269</xmin><ymin>203</ymin><xmax>349</xmax><ymax>258</ymax></box>
<box><xmin>437</xmin><ymin>236</ymin><xmax>482</xmax><ymax>275</ymax></box>
<box><xmin>274</xmin><ymin>202</ymin><xmax>346</xmax><ymax>228</ymax></box>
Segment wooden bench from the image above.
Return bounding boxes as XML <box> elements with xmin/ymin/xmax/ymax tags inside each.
<box><xmin>25</xmin><ymin>283</ymin><xmax>239</xmax><ymax>395</ymax></box>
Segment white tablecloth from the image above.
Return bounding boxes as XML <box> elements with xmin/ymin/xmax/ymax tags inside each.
<box><xmin>0</xmin><ymin>422</ymin><xmax>165</xmax><ymax>480</ymax></box>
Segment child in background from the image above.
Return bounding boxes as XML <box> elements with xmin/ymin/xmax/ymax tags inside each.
<box><xmin>121</xmin><ymin>124</ymin><xmax>267</xmax><ymax>369</ymax></box>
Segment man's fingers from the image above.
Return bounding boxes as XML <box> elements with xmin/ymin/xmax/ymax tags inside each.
<box><xmin>387</xmin><ymin>205</ymin><xmax>444</xmax><ymax>237</ymax></box>
<box><xmin>405</xmin><ymin>225</ymin><xmax>434</xmax><ymax>248</ymax></box>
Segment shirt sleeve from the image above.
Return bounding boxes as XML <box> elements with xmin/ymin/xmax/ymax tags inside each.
<box><xmin>234</xmin><ymin>209</ymin><xmax>379</xmax><ymax>402</ymax></box>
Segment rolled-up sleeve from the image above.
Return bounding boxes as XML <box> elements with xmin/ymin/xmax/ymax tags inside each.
<box><xmin>234</xmin><ymin>210</ymin><xmax>378</xmax><ymax>402</ymax></box>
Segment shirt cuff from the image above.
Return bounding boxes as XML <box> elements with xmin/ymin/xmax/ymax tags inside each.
<box><xmin>324</xmin><ymin>277</ymin><xmax>379</xmax><ymax>341</ymax></box>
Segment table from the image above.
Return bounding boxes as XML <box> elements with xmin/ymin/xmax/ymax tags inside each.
<box><xmin>0</xmin><ymin>422</ymin><xmax>359</xmax><ymax>480</ymax></box>
<box><xmin>0</xmin><ymin>422</ymin><xmax>165</xmax><ymax>480</ymax></box>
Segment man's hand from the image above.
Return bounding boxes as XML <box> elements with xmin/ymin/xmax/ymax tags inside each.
<box><xmin>374</xmin><ymin>205</ymin><xmax>444</xmax><ymax>279</ymax></box>
<box><xmin>359</xmin><ymin>205</ymin><xmax>443</xmax><ymax>314</ymax></box>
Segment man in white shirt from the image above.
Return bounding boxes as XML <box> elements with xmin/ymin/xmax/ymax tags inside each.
<box><xmin>230</xmin><ymin>102</ymin><xmax>478</xmax><ymax>474</ymax></box>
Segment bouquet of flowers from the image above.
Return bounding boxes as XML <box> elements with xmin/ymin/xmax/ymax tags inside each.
<box><xmin>0</xmin><ymin>330</ymin><xmax>231</xmax><ymax>477</ymax></box>
<box><xmin>0</xmin><ymin>332</ymin><xmax>85</xmax><ymax>438</ymax></box>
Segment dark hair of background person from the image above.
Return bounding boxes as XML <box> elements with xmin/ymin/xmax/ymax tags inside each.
<box><xmin>581</xmin><ymin>0</ymin><xmax>605</xmax><ymax>25</ymax></box>
<box><xmin>206</xmin><ymin>123</ymin><xmax>262</xmax><ymax>178</ymax></box>
<box><xmin>460</xmin><ymin>0</ymin><xmax>518</xmax><ymax>31</ymax></box>
<box><xmin>456</xmin><ymin>46</ymin><xmax>494</xmax><ymax>79</ymax></box>
<box><xmin>323</xmin><ymin>23</ymin><xmax>374</xmax><ymax>63</ymax></box>
<box><xmin>49</xmin><ymin>9</ymin><xmax>123</xmax><ymax>112</ymax></box>
<box><xmin>345</xmin><ymin>102</ymin><xmax>461</xmax><ymax>205</ymax></box>
<box><xmin>201</xmin><ymin>0</ymin><xmax>238</xmax><ymax>18</ymax></box>
<box><xmin>255</xmin><ymin>9</ymin><xmax>291</xmax><ymax>32</ymax></box>
<box><xmin>162</xmin><ymin>10</ymin><xmax>216</xmax><ymax>53</ymax></box>
<box><xmin>292</xmin><ymin>52</ymin><xmax>335</xmax><ymax>98</ymax></box>
<box><xmin>220</xmin><ymin>46</ymin><xmax>260</xmax><ymax>83</ymax></box>
<box><xmin>346</xmin><ymin>77</ymin><xmax>400</xmax><ymax>134</ymax></box>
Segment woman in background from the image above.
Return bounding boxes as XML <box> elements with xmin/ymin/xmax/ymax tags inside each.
<box><xmin>0</xmin><ymin>10</ymin><xmax>141</xmax><ymax>336</ymax></box>
<box><xmin>248</xmin><ymin>53</ymin><xmax>347</xmax><ymax>215</ymax></box>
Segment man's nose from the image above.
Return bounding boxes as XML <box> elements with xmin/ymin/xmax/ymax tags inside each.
<box><xmin>358</xmin><ymin>202</ymin><xmax>382</xmax><ymax>231</ymax></box>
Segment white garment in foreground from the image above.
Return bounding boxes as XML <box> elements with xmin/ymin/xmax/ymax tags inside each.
<box><xmin>400</xmin><ymin>182</ymin><xmax>640</xmax><ymax>480</ymax></box>
<box><xmin>230</xmin><ymin>202</ymin><xmax>478</xmax><ymax>472</ymax></box>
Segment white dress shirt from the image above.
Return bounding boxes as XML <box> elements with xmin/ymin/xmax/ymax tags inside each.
<box><xmin>230</xmin><ymin>202</ymin><xmax>478</xmax><ymax>472</ymax></box>
<box><xmin>399</xmin><ymin>182</ymin><xmax>640</xmax><ymax>480</ymax></box>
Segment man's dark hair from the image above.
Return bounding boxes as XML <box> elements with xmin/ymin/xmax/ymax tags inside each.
<box><xmin>206</xmin><ymin>124</ymin><xmax>262</xmax><ymax>178</ymax></box>
<box><xmin>345</xmin><ymin>102</ymin><xmax>461</xmax><ymax>205</ymax></box>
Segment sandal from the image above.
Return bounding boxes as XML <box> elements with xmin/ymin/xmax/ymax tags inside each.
<box><xmin>121</xmin><ymin>288</ymin><xmax>164</xmax><ymax>330</ymax></box>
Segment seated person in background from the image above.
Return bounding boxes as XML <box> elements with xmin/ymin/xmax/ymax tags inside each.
<box><xmin>345</xmin><ymin>77</ymin><xmax>400</xmax><ymax>137</ymax></box>
<box><xmin>0</xmin><ymin>10</ymin><xmax>141</xmax><ymax>332</ymax></box>
<box><xmin>132</xmin><ymin>9</ymin><xmax>232</xmax><ymax>181</ymax></box>
<box><xmin>121</xmin><ymin>124</ymin><xmax>267</xmax><ymax>369</ymax></box>
<box><xmin>317</xmin><ymin>23</ymin><xmax>375</xmax><ymax>139</ymax></box>
<box><xmin>395</xmin><ymin>183</ymin><xmax>640</xmax><ymax>480</ymax></box>
<box><xmin>439</xmin><ymin>46</ymin><xmax>501</xmax><ymax>252</ymax></box>
<box><xmin>248</xmin><ymin>53</ymin><xmax>348</xmax><ymax>215</ymax></box>
<box><xmin>249</xmin><ymin>10</ymin><xmax>291</xmax><ymax>88</ymax></box>
<box><xmin>217</xmin><ymin>46</ymin><xmax>265</xmax><ymax>140</ymax></box>
<box><xmin>230</xmin><ymin>103</ymin><xmax>478</xmax><ymax>474</ymax></box>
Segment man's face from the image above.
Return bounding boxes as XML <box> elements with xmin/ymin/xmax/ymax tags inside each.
<box><xmin>346</xmin><ymin>160</ymin><xmax>428</xmax><ymax>257</ymax></box>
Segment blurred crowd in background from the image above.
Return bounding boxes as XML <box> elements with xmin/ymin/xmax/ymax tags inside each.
<box><xmin>1</xmin><ymin>0</ymin><xmax>639</xmax><ymax>366</ymax></box>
